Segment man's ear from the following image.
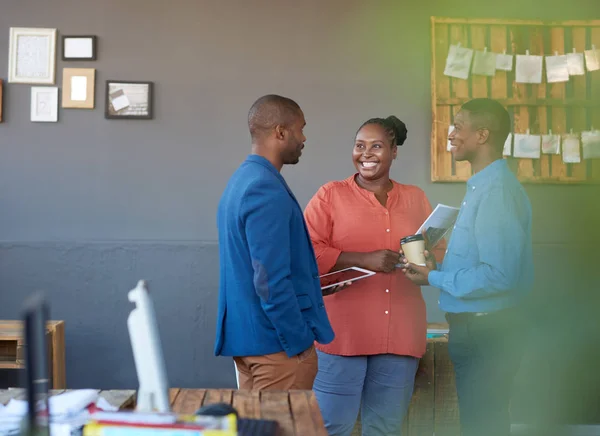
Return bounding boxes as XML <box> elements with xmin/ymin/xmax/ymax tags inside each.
<box><xmin>476</xmin><ymin>128</ymin><xmax>490</xmax><ymax>145</ymax></box>
<box><xmin>274</xmin><ymin>124</ymin><xmax>286</xmax><ymax>141</ymax></box>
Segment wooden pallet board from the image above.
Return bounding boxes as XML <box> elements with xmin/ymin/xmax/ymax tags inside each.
<box><xmin>431</xmin><ymin>17</ymin><xmax>600</xmax><ymax>184</ymax></box>
<box><xmin>0</xmin><ymin>321</ymin><xmax>66</xmax><ymax>389</ymax></box>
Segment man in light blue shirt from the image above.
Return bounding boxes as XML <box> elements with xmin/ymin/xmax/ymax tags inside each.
<box><xmin>402</xmin><ymin>98</ymin><xmax>533</xmax><ymax>436</ymax></box>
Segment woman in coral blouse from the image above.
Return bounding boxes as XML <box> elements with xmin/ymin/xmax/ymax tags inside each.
<box><xmin>304</xmin><ymin>116</ymin><xmax>445</xmax><ymax>436</ymax></box>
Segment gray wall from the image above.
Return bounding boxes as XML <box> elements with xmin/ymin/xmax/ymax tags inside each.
<box><xmin>1</xmin><ymin>0</ymin><xmax>599</xmax><ymax>422</ymax></box>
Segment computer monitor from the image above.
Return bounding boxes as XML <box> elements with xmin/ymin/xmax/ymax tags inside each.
<box><xmin>127</xmin><ymin>280</ymin><xmax>170</xmax><ymax>413</ymax></box>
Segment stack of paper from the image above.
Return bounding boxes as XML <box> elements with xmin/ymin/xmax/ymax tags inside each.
<box><xmin>0</xmin><ymin>390</ymin><xmax>117</xmax><ymax>436</ymax></box>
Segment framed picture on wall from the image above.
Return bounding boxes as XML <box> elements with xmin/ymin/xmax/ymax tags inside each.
<box><xmin>8</xmin><ymin>27</ymin><xmax>57</xmax><ymax>84</ymax></box>
<box><xmin>31</xmin><ymin>87</ymin><xmax>59</xmax><ymax>122</ymax></box>
<box><xmin>105</xmin><ymin>80</ymin><xmax>153</xmax><ymax>119</ymax></box>
<box><xmin>62</xmin><ymin>35</ymin><xmax>97</xmax><ymax>61</ymax></box>
<box><xmin>62</xmin><ymin>68</ymin><xmax>95</xmax><ymax>109</ymax></box>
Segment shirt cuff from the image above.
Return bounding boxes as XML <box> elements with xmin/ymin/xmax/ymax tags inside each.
<box><xmin>428</xmin><ymin>270</ymin><xmax>445</xmax><ymax>289</ymax></box>
<box><xmin>315</xmin><ymin>247</ymin><xmax>342</xmax><ymax>275</ymax></box>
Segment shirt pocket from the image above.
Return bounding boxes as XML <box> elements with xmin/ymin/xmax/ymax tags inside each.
<box><xmin>448</xmin><ymin>225</ymin><xmax>472</xmax><ymax>258</ymax></box>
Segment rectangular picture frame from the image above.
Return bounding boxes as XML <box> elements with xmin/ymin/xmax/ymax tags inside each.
<box><xmin>31</xmin><ymin>86</ymin><xmax>59</xmax><ymax>122</ymax></box>
<box><xmin>62</xmin><ymin>68</ymin><xmax>95</xmax><ymax>109</ymax></box>
<box><xmin>62</xmin><ymin>35</ymin><xmax>97</xmax><ymax>61</ymax></box>
<box><xmin>8</xmin><ymin>27</ymin><xmax>57</xmax><ymax>84</ymax></box>
<box><xmin>105</xmin><ymin>80</ymin><xmax>153</xmax><ymax>120</ymax></box>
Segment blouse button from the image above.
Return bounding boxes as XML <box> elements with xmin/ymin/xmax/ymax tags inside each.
<box><xmin>385</xmin><ymin>310</ymin><xmax>389</xmax><ymax>315</ymax></box>
<box><xmin>386</xmin><ymin>229</ymin><xmax>390</xmax><ymax>232</ymax></box>
<box><xmin>385</xmin><ymin>289</ymin><xmax>389</xmax><ymax>293</ymax></box>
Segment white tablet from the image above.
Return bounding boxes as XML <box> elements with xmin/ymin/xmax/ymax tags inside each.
<box><xmin>319</xmin><ymin>266</ymin><xmax>376</xmax><ymax>290</ymax></box>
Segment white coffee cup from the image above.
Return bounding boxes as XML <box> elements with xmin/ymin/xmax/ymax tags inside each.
<box><xmin>400</xmin><ymin>234</ymin><xmax>426</xmax><ymax>266</ymax></box>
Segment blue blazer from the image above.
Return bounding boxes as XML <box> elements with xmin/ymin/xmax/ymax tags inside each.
<box><xmin>215</xmin><ymin>155</ymin><xmax>334</xmax><ymax>358</ymax></box>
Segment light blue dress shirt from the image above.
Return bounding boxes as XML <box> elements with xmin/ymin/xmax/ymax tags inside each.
<box><xmin>428</xmin><ymin>159</ymin><xmax>533</xmax><ymax>313</ymax></box>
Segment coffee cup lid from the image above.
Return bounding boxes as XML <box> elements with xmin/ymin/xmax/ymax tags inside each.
<box><xmin>401</xmin><ymin>234</ymin><xmax>424</xmax><ymax>244</ymax></box>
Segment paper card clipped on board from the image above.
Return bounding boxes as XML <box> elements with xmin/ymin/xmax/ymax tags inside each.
<box><xmin>584</xmin><ymin>45</ymin><xmax>600</xmax><ymax>71</ymax></box>
<box><xmin>444</xmin><ymin>43</ymin><xmax>474</xmax><ymax>80</ymax></box>
<box><xmin>515</xmin><ymin>51</ymin><xmax>543</xmax><ymax>84</ymax></box>
<box><xmin>541</xmin><ymin>132</ymin><xmax>561</xmax><ymax>155</ymax></box>
<box><xmin>503</xmin><ymin>133</ymin><xmax>513</xmax><ymax>156</ymax></box>
<box><xmin>496</xmin><ymin>51</ymin><xmax>513</xmax><ymax>71</ymax></box>
<box><xmin>567</xmin><ymin>49</ymin><xmax>585</xmax><ymax>76</ymax></box>
<box><xmin>513</xmin><ymin>131</ymin><xmax>541</xmax><ymax>159</ymax></box>
<box><xmin>582</xmin><ymin>130</ymin><xmax>600</xmax><ymax>159</ymax></box>
<box><xmin>545</xmin><ymin>52</ymin><xmax>569</xmax><ymax>83</ymax></box>
<box><xmin>562</xmin><ymin>133</ymin><xmax>581</xmax><ymax>163</ymax></box>
<box><xmin>471</xmin><ymin>48</ymin><xmax>496</xmax><ymax>76</ymax></box>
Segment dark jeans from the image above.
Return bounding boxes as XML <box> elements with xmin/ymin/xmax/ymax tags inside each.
<box><xmin>447</xmin><ymin>307</ymin><xmax>528</xmax><ymax>436</ymax></box>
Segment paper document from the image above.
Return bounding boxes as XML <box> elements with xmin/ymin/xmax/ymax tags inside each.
<box><xmin>416</xmin><ymin>204</ymin><xmax>460</xmax><ymax>248</ymax></box>
<box><xmin>0</xmin><ymin>390</ymin><xmax>118</xmax><ymax>436</ymax></box>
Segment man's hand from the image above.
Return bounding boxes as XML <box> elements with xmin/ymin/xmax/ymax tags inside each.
<box><xmin>362</xmin><ymin>250</ymin><xmax>401</xmax><ymax>273</ymax></box>
<box><xmin>421</xmin><ymin>231</ymin><xmax>438</xmax><ymax>270</ymax></box>
<box><xmin>322</xmin><ymin>281</ymin><xmax>351</xmax><ymax>297</ymax></box>
<box><xmin>401</xmin><ymin>262</ymin><xmax>432</xmax><ymax>286</ymax></box>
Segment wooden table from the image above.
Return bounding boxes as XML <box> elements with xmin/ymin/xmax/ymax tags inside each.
<box><xmin>0</xmin><ymin>388</ymin><xmax>326</xmax><ymax>435</ymax></box>
<box><xmin>170</xmin><ymin>388</ymin><xmax>327</xmax><ymax>436</ymax></box>
<box><xmin>1</xmin><ymin>326</ymin><xmax>457</xmax><ymax>436</ymax></box>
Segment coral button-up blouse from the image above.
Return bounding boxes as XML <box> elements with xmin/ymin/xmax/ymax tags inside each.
<box><xmin>304</xmin><ymin>175</ymin><xmax>445</xmax><ymax>358</ymax></box>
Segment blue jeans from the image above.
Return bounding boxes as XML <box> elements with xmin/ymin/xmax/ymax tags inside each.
<box><xmin>447</xmin><ymin>307</ymin><xmax>528</xmax><ymax>436</ymax></box>
<box><xmin>313</xmin><ymin>350</ymin><xmax>418</xmax><ymax>436</ymax></box>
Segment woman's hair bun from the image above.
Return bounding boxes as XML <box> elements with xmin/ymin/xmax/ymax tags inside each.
<box><xmin>386</xmin><ymin>116</ymin><xmax>407</xmax><ymax>146</ymax></box>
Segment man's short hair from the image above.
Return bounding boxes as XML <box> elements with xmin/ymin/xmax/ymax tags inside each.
<box><xmin>248</xmin><ymin>94</ymin><xmax>301</xmax><ymax>140</ymax></box>
<box><xmin>460</xmin><ymin>98</ymin><xmax>511</xmax><ymax>152</ymax></box>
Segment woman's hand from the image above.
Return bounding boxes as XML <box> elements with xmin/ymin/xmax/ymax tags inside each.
<box><xmin>361</xmin><ymin>250</ymin><xmax>401</xmax><ymax>273</ymax></box>
<box><xmin>322</xmin><ymin>281</ymin><xmax>352</xmax><ymax>297</ymax></box>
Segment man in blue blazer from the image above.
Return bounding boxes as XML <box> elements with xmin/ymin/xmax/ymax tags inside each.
<box><xmin>215</xmin><ymin>94</ymin><xmax>334</xmax><ymax>391</ymax></box>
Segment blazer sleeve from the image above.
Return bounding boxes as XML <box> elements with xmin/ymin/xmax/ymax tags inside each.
<box><xmin>303</xmin><ymin>186</ymin><xmax>342</xmax><ymax>275</ymax></box>
<box><xmin>241</xmin><ymin>178</ymin><xmax>315</xmax><ymax>357</ymax></box>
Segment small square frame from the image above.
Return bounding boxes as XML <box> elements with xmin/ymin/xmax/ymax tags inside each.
<box><xmin>8</xmin><ymin>27</ymin><xmax>57</xmax><ymax>84</ymax></box>
<box><xmin>105</xmin><ymin>80</ymin><xmax>154</xmax><ymax>120</ymax></box>
<box><xmin>62</xmin><ymin>68</ymin><xmax>95</xmax><ymax>109</ymax></box>
<box><xmin>62</xmin><ymin>35</ymin><xmax>97</xmax><ymax>61</ymax></box>
<box><xmin>31</xmin><ymin>86</ymin><xmax>59</xmax><ymax>122</ymax></box>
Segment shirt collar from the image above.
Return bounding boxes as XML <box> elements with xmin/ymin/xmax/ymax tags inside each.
<box><xmin>349</xmin><ymin>173</ymin><xmax>400</xmax><ymax>204</ymax></box>
<box><xmin>466</xmin><ymin>158</ymin><xmax>507</xmax><ymax>190</ymax></box>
